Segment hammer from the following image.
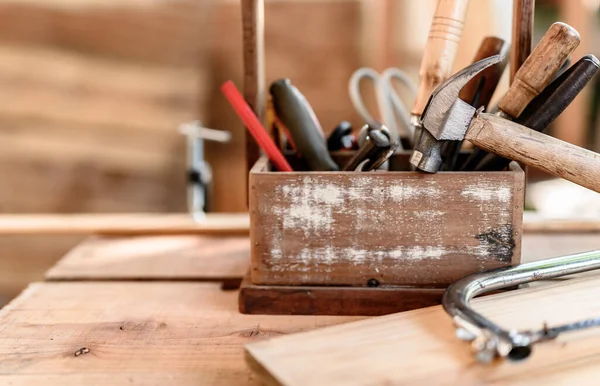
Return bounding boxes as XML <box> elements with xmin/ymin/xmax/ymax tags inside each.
<box><xmin>414</xmin><ymin>22</ymin><xmax>581</xmax><ymax>172</ymax></box>
<box><xmin>410</xmin><ymin>55</ymin><xmax>600</xmax><ymax>193</ymax></box>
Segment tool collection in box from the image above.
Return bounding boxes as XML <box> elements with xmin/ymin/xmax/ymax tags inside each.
<box><xmin>221</xmin><ymin>0</ymin><xmax>600</xmax><ymax>317</ymax></box>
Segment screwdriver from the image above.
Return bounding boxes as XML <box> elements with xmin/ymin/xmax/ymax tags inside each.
<box><xmin>270</xmin><ymin>79</ymin><xmax>339</xmax><ymax>171</ymax></box>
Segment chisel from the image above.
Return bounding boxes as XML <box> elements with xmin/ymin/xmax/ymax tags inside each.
<box><xmin>474</xmin><ymin>54</ymin><xmax>600</xmax><ymax>171</ymax></box>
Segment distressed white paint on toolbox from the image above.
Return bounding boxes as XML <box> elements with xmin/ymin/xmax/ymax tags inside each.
<box><xmin>254</xmin><ymin>169</ymin><xmax>521</xmax><ymax>285</ymax></box>
<box><xmin>389</xmin><ymin>182</ymin><xmax>442</xmax><ymax>202</ymax></box>
<box><xmin>266</xmin><ymin>243</ymin><xmax>502</xmax><ymax>273</ymax></box>
<box><xmin>461</xmin><ymin>182</ymin><xmax>511</xmax><ymax>202</ymax></box>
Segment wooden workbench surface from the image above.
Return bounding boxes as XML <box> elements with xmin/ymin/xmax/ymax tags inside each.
<box><xmin>0</xmin><ymin>282</ymin><xmax>359</xmax><ymax>385</ymax></box>
<box><xmin>0</xmin><ymin>230</ymin><xmax>599</xmax><ymax>385</ymax></box>
<box><xmin>45</xmin><ymin>235</ymin><xmax>250</xmax><ymax>282</ymax></box>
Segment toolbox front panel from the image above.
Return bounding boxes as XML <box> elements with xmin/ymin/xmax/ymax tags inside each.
<box><xmin>250</xmin><ymin>157</ymin><xmax>524</xmax><ymax>287</ymax></box>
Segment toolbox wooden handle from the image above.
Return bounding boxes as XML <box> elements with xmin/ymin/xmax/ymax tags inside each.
<box><xmin>242</xmin><ymin>0</ymin><xmax>266</xmax><ymax>204</ymax></box>
<box><xmin>509</xmin><ymin>0</ymin><xmax>535</xmax><ymax>83</ymax></box>
<box><xmin>466</xmin><ymin>113</ymin><xmax>600</xmax><ymax>193</ymax></box>
<box><xmin>411</xmin><ymin>0</ymin><xmax>470</xmax><ymax>117</ymax></box>
<box><xmin>499</xmin><ymin>22</ymin><xmax>580</xmax><ymax>118</ymax></box>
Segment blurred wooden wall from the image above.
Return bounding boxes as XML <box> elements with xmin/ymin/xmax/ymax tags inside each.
<box><xmin>0</xmin><ymin>0</ymin><xmax>363</xmax><ymax>302</ymax></box>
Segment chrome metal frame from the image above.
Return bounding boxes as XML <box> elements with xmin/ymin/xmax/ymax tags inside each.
<box><xmin>443</xmin><ymin>249</ymin><xmax>600</xmax><ymax>364</ymax></box>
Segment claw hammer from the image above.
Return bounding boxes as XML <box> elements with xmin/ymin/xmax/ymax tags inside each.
<box><xmin>413</xmin><ymin>22</ymin><xmax>581</xmax><ymax>172</ymax></box>
<box><xmin>410</xmin><ymin>55</ymin><xmax>600</xmax><ymax>194</ymax></box>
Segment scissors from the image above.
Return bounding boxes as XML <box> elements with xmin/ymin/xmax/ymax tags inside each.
<box><xmin>348</xmin><ymin>67</ymin><xmax>417</xmax><ymax>148</ymax></box>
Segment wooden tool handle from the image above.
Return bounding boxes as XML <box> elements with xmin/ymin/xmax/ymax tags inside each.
<box><xmin>509</xmin><ymin>0</ymin><xmax>535</xmax><ymax>83</ymax></box>
<box><xmin>411</xmin><ymin>0</ymin><xmax>470</xmax><ymax>116</ymax></box>
<box><xmin>242</xmin><ymin>0</ymin><xmax>266</xmax><ymax>195</ymax></box>
<box><xmin>499</xmin><ymin>22</ymin><xmax>580</xmax><ymax>118</ymax></box>
<box><xmin>466</xmin><ymin>113</ymin><xmax>600</xmax><ymax>193</ymax></box>
<box><xmin>459</xmin><ymin>36</ymin><xmax>508</xmax><ymax>108</ymax></box>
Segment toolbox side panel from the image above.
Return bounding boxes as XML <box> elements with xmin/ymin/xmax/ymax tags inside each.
<box><xmin>250</xmin><ymin>157</ymin><xmax>524</xmax><ymax>286</ymax></box>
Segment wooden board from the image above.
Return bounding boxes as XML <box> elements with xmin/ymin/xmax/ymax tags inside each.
<box><xmin>0</xmin><ymin>212</ymin><xmax>598</xmax><ymax>236</ymax></box>
<box><xmin>46</xmin><ymin>235</ymin><xmax>250</xmax><ymax>283</ymax></box>
<box><xmin>0</xmin><ymin>213</ymin><xmax>249</xmax><ymax>235</ymax></box>
<box><xmin>246</xmin><ymin>273</ymin><xmax>600</xmax><ymax>385</ymax></box>
<box><xmin>522</xmin><ymin>214</ymin><xmax>600</xmax><ymax>233</ymax></box>
<box><xmin>0</xmin><ymin>235</ymin><xmax>83</xmax><ymax>305</ymax></box>
<box><xmin>0</xmin><ymin>282</ymin><xmax>359</xmax><ymax>385</ymax></box>
<box><xmin>521</xmin><ymin>233</ymin><xmax>600</xmax><ymax>262</ymax></box>
<box><xmin>251</xmin><ymin>156</ymin><xmax>525</xmax><ymax>287</ymax></box>
<box><xmin>239</xmin><ymin>274</ymin><xmax>444</xmax><ymax>316</ymax></box>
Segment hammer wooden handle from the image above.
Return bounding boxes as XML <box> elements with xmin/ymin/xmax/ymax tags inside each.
<box><xmin>411</xmin><ymin>0</ymin><xmax>470</xmax><ymax>117</ymax></box>
<box><xmin>499</xmin><ymin>22</ymin><xmax>580</xmax><ymax>118</ymax></box>
<box><xmin>466</xmin><ymin>113</ymin><xmax>600</xmax><ymax>193</ymax></box>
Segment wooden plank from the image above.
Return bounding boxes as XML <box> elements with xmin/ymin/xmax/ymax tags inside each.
<box><xmin>251</xmin><ymin>156</ymin><xmax>525</xmax><ymax>287</ymax></box>
<box><xmin>46</xmin><ymin>235</ymin><xmax>249</xmax><ymax>281</ymax></box>
<box><xmin>0</xmin><ymin>235</ymin><xmax>83</xmax><ymax>305</ymax></box>
<box><xmin>522</xmin><ymin>212</ymin><xmax>600</xmax><ymax>233</ymax></box>
<box><xmin>1</xmin><ymin>212</ymin><xmax>599</xmax><ymax>236</ymax></box>
<box><xmin>0</xmin><ymin>282</ymin><xmax>359</xmax><ymax>385</ymax></box>
<box><xmin>239</xmin><ymin>274</ymin><xmax>444</xmax><ymax>316</ymax></box>
<box><xmin>0</xmin><ymin>1</ymin><xmax>213</xmax><ymax>66</ymax></box>
<box><xmin>246</xmin><ymin>273</ymin><xmax>600</xmax><ymax>385</ymax></box>
<box><xmin>0</xmin><ymin>213</ymin><xmax>249</xmax><ymax>235</ymax></box>
<box><xmin>0</xmin><ymin>44</ymin><xmax>201</xmax><ymax>213</ymax></box>
<box><xmin>0</xmin><ymin>45</ymin><xmax>202</xmax><ymax>133</ymax></box>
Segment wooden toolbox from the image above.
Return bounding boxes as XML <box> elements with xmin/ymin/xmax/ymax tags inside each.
<box><xmin>240</xmin><ymin>153</ymin><xmax>524</xmax><ymax>315</ymax></box>
<box><xmin>237</xmin><ymin>0</ymin><xmax>524</xmax><ymax>316</ymax></box>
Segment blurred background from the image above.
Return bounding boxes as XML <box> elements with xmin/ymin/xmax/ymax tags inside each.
<box><xmin>0</xmin><ymin>0</ymin><xmax>598</xmax><ymax>304</ymax></box>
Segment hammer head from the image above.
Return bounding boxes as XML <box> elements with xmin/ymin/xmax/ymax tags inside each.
<box><xmin>410</xmin><ymin>55</ymin><xmax>505</xmax><ymax>172</ymax></box>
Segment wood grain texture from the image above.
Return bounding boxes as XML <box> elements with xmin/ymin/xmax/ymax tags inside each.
<box><xmin>0</xmin><ymin>282</ymin><xmax>359</xmax><ymax>385</ymax></box>
<box><xmin>466</xmin><ymin>114</ymin><xmax>600</xmax><ymax>193</ymax></box>
<box><xmin>0</xmin><ymin>0</ymin><xmax>212</xmax><ymax>66</ymax></box>
<box><xmin>46</xmin><ymin>235</ymin><xmax>249</xmax><ymax>281</ymax></box>
<box><xmin>246</xmin><ymin>273</ymin><xmax>600</xmax><ymax>385</ymax></box>
<box><xmin>0</xmin><ymin>0</ymin><xmax>363</xmax><ymax>302</ymax></box>
<box><xmin>239</xmin><ymin>274</ymin><xmax>445</xmax><ymax>316</ymax></box>
<box><xmin>411</xmin><ymin>0</ymin><xmax>470</xmax><ymax>116</ymax></box>
<box><xmin>0</xmin><ymin>212</ymin><xmax>597</xmax><ymax>236</ymax></box>
<box><xmin>251</xmin><ymin>156</ymin><xmax>524</xmax><ymax>287</ymax></box>
<box><xmin>0</xmin><ymin>213</ymin><xmax>249</xmax><ymax>235</ymax></box>
<box><xmin>522</xmin><ymin>217</ymin><xmax>600</xmax><ymax>233</ymax></box>
<box><xmin>0</xmin><ymin>45</ymin><xmax>197</xmax><ymax>214</ymax></box>
<box><xmin>509</xmin><ymin>0</ymin><xmax>535</xmax><ymax>84</ymax></box>
<box><xmin>0</xmin><ymin>235</ymin><xmax>83</xmax><ymax>305</ymax></box>
<box><xmin>242</xmin><ymin>0</ymin><xmax>265</xmax><ymax>180</ymax></box>
<box><xmin>500</xmin><ymin>22</ymin><xmax>580</xmax><ymax>118</ymax></box>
